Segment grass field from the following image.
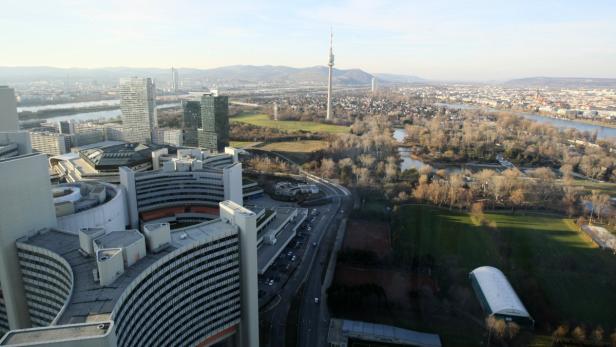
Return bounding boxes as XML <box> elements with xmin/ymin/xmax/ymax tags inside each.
<box><xmin>258</xmin><ymin>140</ymin><xmax>329</xmax><ymax>152</ymax></box>
<box><xmin>565</xmin><ymin>178</ymin><xmax>616</xmax><ymax>195</ymax></box>
<box><xmin>229</xmin><ymin>140</ymin><xmax>259</xmax><ymax>148</ymax></box>
<box><xmin>257</xmin><ymin>140</ymin><xmax>330</xmax><ymax>164</ymax></box>
<box><xmin>394</xmin><ymin>205</ymin><xmax>616</xmax><ymax>331</ymax></box>
<box><xmin>230</xmin><ymin>113</ymin><xmax>349</xmax><ymax>134</ymax></box>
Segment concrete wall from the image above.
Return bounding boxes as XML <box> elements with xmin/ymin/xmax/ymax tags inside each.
<box><xmin>56</xmin><ymin>184</ymin><xmax>128</xmax><ymax>233</ymax></box>
<box><xmin>118</xmin><ymin>167</ymin><xmax>139</xmax><ymax>228</ymax></box>
<box><xmin>0</xmin><ymin>132</ymin><xmax>32</xmax><ymax>156</ymax></box>
<box><xmin>0</xmin><ymin>87</ymin><xmax>18</xmax><ymax>132</ymax></box>
<box><xmin>219</xmin><ymin>201</ymin><xmax>259</xmax><ymax>347</ymax></box>
<box><xmin>0</xmin><ymin>154</ymin><xmax>57</xmax><ymax>329</ymax></box>
<box><xmin>223</xmin><ymin>163</ymin><xmax>243</xmax><ymax>206</ymax></box>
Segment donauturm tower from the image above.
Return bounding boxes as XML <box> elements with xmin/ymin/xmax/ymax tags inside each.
<box><xmin>326</xmin><ymin>29</ymin><xmax>334</xmax><ymax>121</ymax></box>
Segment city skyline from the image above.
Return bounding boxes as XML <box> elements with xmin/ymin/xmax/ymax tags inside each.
<box><xmin>0</xmin><ymin>0</ymin><xmax>615</xmax><ymax>81</ymax></box>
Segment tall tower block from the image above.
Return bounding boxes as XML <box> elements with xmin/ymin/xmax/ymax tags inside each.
<box><xmin>326</xmin><ymin>29</ymin><xmax>334</xmax><ymax>121</ymax></box>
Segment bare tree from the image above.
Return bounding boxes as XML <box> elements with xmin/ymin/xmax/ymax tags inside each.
<box><xmin>591</xmin><ymin>326</ymin><xmax>604</xmax><ymax>344</ymax></box>
<box><xmin>552</xmin><ymin>324</ymin><xmax>569</xmax><ymax>345</ymax></box>
<box><xmin>572</xmin><ymin>325</ymin><xmax>586</xmax><ymax>343</ymax></box>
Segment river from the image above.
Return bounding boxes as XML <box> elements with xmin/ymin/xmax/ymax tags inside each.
<box><xmin>436</xmin><ymin>102</ymin><xmax>616</xmax><ymax>140</ymax></box>
<box><xmin>393</xmin><ymin>128</ymin><xmax>429</xmax><ymax>171</ymax></box>
<box><xmin>18</xmin><ymin>101</ymin><xmax>181</xmax><ymax>123</ymax></box>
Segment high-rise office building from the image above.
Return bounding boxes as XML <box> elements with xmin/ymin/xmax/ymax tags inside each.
<box><xmin>371</xmin><ymin>77</ymin><xmax>377</xmax><ymax>93</ymax></box>
<box><xmin>171</xmin><ymin>67</ymin><xmax>179</xmax><ymax>94</ymax></box>
<box><xmin>182</xmin><ymin>100</ymin><xmax>201</xmax><ymax>147</ymax></box>
<box><xmin>198</xmin><ymin>94</ymin><xmax>229</xmax><ymax>152</ymax></box>
<box><xmin>119</xmin><ymin>77</ymin><xmax>157</xmax><ymax>144</ymax></box>
<box><xmin>0</xmin><ymin>153</ymin><xmax>56</xmax><ymax>335</ymax></box>
<box><xmin>0</xmin><ymin>86</ymin><xmax>18</xmax><ymax>131</ymax></box>
<box><xmin>57</xmin><ymin>120</ymin><xmax>75</xmax><ymax>135</ymax></box>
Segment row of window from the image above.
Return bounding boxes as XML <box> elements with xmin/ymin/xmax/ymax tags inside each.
<box><xmin>17</xmin><ymin>248</ymin><xmax>72</xmax><ymax>285</ymax></box>
<box><xmin>116</xmin><ymin>254</ymin><xmax>239</xmax><ymax>342</ymax></box>
<box><xmin>138</xmin><ymin>195</ymin><xmax>224</xmax><ymax>211</ymax></box>
<box><xmin>20</xmin><ymin>264</ymin><xmax>71</xmax><ymax>296</ymax></box>
<box><xmin>133</xmin><ymin>283</ymin><xmax>240</xmax><ymax>345</ymax></box>
<box><xmin>114</xmin><ymin>236</ymin><xmax>238</xmax><ymax>338</ymax></box>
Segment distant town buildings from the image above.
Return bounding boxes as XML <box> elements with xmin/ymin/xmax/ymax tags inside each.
<box><xmin>57</xmin><ymin>120</ymin><xmax>75</xmax><ymax>135</ymax></box>
<box><xmin>29</xmin><ymin>131</ymin><xmax>71</xmax><ymax>156</ymax></box>
<box><xmin>198</xmin><ymin>93</ymin><xmax>230</xmax><ymax>151</ymax></box>
<box><xmin>0</xmin><ymin>86</ymin><xmax>18</xmax><ymax>131</ymax></box>
<box><xmin>119</xmin><ymin>77</ymin><xmax>157</xmax><ymax>144</ymax></box>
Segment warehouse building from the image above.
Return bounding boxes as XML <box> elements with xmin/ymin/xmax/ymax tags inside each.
<box><xmin>469</xmin><ymin>266</ymin><xmax>534</xmax><ymax>328</ymax></box>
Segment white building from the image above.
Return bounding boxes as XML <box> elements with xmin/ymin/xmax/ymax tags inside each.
<box><xmin>0</xmin><ymin>132</ymin><xmax>31</xmax><ymax>159</ymax></box>
<box><xmin>0</xmin><ymin>153</ymin><xmax>57</xmax><ymax>335</ymax></box>
<box><xmin>119</xmin><ymin>77</ymin><xmax>157</xmax><ymax>144</ymax></box>
<box><xmin>0</xmin><ymin>86</ymin><xmax>18</xmax><ymax>132</ymax></box>
<box><xmin>29</xmin><ymin>131</ymin><xmax>71</xmax><ymax>156</ymax></box>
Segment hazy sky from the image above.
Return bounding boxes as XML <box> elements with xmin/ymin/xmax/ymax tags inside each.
<box><xmin>1</xmin><ymin>0</ymin><xmax>615</xmax><ymax>81</ymax></box>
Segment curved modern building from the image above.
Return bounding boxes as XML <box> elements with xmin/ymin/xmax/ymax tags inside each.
<box><xmin>120</xmin><ymin>148</ymin><xmax>245</xmax><ymax>228</ymax></box>
<box><xmin>0</xmin><ymin>145</ymin><xmax>262</xmax><ymax>346</ymax></box>
<box><xmin>2</xmin><ymin>201</ymin><xmax>258</xmax><ymax>347</ymax></box>
<box><xmin>53</xmin><ymin>182</ymin><xmax>128</xmax><ymax>233</ymax></box>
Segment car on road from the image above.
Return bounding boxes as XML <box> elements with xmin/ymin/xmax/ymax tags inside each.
<box><xmin>314</xmin><ymin>297</ymin><xmax>319</xmax><ymax>304</ymax></box>
<box><xmin>291</xmin><ymin>256</ymin><xmax>296</xmax><ymax>262</ymax></box>
<box><xmin>312</xmin><ymin>242</ymin><xmax>317</xmax><ymax>247</ymax></box>
<box><xmin>268</xmin><ymin>280</ymin><xmax>274</xmax><ymax>286</ymax></box>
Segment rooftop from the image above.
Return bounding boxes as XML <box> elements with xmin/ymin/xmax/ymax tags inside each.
<box><xmin>470</xmin><ymin>266</ymin><xmax>531</xmax><ymax>318</ymax></box>
<box><xmin>94</xmin><ymin>230</ymin><xmax>143</xmax><ymax>249</ymax></box>
<box><xmin>79</xmin><ymin>143</ymin><xmax>177</xmax><ymax>170</ymax></box>
<box><xmin>328</xmin><ymin>319</ymin><xmax>442</xmax><ymax>347</ymax></box>
<box><xmin>17</xmin><ymin>219</ymin><xmax>238</xmax><ymax>325</ymax></box>
<box><xmin>0</xmin><ymin>322</ymin><xmax>113</xmax><ymax>346</ymax></box>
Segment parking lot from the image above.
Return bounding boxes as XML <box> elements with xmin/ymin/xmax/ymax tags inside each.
<box><xmin>258</xmin><ymin>204</ymin><xmax>329</xmax><ymax>305</ymax></box>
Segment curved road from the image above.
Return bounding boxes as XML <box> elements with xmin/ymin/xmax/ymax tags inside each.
<box><xmin>249</xmin><ymin>149</ymin><xmax>351</xmax><ymax>347</ymax></box>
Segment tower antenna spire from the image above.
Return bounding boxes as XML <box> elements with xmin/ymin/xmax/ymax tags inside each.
<box><xmin>326</xmin><ymin>26</ymin><xmax>335</xmax><ymax>121</ymax></box>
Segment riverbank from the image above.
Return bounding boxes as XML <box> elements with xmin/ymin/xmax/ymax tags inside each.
<box><xmin>17</xmin><ymin>101</ymin><xmax>181</xmax><ymax>123</ymax></box>
<box><xmin>438</xmin><ymin>102</ymin><xmax>616</xmax><ymax>139</ymax></box>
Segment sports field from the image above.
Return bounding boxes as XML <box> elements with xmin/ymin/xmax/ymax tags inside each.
<box><xmin>257</xmin><ymin>140</ymin><xmax>330</xmax><ymax>164</ymax></box>
<box><xmin>393</xmin><ymin>205</ymin><xmax>616</xmax><ymax>329</ymax></box>
<box><xmin>230</xmin><ymin>113</ymin><xmax>349</xmax><ymax>134</ymax></box>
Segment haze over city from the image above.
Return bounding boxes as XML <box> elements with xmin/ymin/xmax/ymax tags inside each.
<box><xmin>2</xmin><ymin>1</ymin><xmax>616</xmax><ymax>347</ymax></box>
<box><xmin>1</xmin><ymin>0</ymin><xmax>616</xmax><ymax>80</ymax></box>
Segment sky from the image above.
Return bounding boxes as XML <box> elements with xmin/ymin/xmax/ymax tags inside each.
<box><xmin>1</xmin><ymin>0</ymin><xmax>615</xmax><ymax>81</ymax></box>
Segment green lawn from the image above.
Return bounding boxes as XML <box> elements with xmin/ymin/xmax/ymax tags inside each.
<box><xmin>229</xmin><ymin>140</ymin><xmax>260</xmax><ymax>148</ymax></box>
<box><xmin>255</xmin><ymin>140</ymin><xmax>330</xmax><ymax>164</ymax></box>
<box><xmin>393</xmin><ymin>205</ymin><xmax>616</xmax><ymax>331</ymax></box>
<box><xmin>565</xmin><ymin>178</ymin><xmax>616</xmax><ymax>195</ymax></box>
<box><xmin>230</xmin><ymin>113</ymin><xmax>349</xmax><ymax>134</ymax></box>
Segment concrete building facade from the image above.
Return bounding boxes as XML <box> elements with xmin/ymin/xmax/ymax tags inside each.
<box><xmin>29</xmin><ymin>131</ymin><xmax>71</xmax><ymax>156</ymax></box>
<box><xmin>198</xmin><ymin>94</ymin><xmax>229</xmax><ymax>152</ymax></box>
<box><xmin>119</xmin><ymin>78</ymin><xmax>157</xmax><ymax>144</ymax></box>
<box><xmin>0</xmin><ymin>154</ymin><xmax>57</xmax><ymax>334</ymax></box>
<box><xmin>0</xmin><ymin>86</ymin><xmax>18</xmax><ymax>132</ymax></box>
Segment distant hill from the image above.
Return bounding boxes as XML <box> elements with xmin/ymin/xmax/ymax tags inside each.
<box><xmin>504</xmin><ymin>77</ymin><xmax>616</xmax><ymax>88</ymax></box>
<box><xmin>373</xmin><ymin>73</ymin><xmax>426</xmax><ymax>84</ymax></box>
<box><xmin>0</xmin><ymin>65</ymin><xmax>395</xmax><ymax>86</ymax></box>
